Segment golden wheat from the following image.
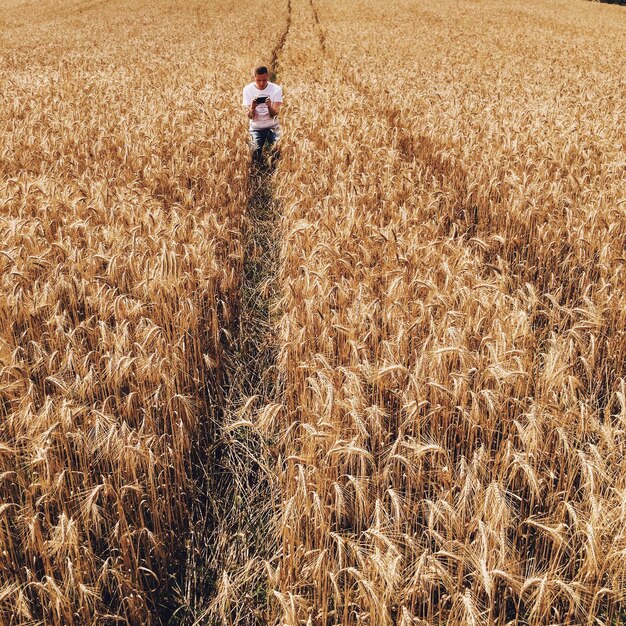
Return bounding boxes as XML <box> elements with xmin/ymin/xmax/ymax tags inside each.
<box><xmin>2</xmin><ymin>0</ymin><xmax>625</xmax><ymax>624</ymax></box>
<box><xmin>263</xmin><ymin>0</ymin><xmax>626</xmax><ymax>624</ymax></box>
<box><xmin>0</xmin><ymin>0</ymin><xmax>282</xmax><ymax>623</ymax></box>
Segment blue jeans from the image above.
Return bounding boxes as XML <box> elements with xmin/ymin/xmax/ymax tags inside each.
<box><xmin>249</xmin><ymin>126</ymin><xmax>281</xmax><ymax>163</ymax></box>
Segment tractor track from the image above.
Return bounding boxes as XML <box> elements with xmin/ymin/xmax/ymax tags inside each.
<box><xmin>308</xmin><ymin>0</ymin><xmax>603</xmax><ymax>312</ymax></box>
<box><xmin>309</xmin><ymin>0</ymin><xmax>478</xmax><ymax>237</ymax></box>
<box><xmin>309</xmin><ymin>0</ymin><xmax>327</xmax><ymax>51</ymax></box>
<box><xmin>270</xmin><ymin>0</ymin><xmax>292</xmax><ymax>79</ymax></box>
<box><xmin>181</xmin><ymin>1</ymin><xmax>292</xmax><ymax>624</ymax></box>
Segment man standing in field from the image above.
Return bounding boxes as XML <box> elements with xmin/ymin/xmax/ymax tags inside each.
<box><xmin>243</xmin><ymin>65</ymin><xmax>283</xmax><ymax>166</ymax></box>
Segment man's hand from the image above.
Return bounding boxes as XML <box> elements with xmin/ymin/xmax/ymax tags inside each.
<box><xmin>246</xmin><ymin>98</ymin><xmax>281</xmax><ymax>119</ymax></box>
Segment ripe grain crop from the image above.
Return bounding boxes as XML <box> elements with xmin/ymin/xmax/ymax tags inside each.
<box><xmin>0</xmin><ymin>0</ymin><xmax>282</xmax><ymax>623</ymax></box>
<box><xmin>2</xmin><ymin>0</ymin><xmax>625</xmax><ymax>625</ymax></box>
<box><xmin>245</xmin><ymin>0</ymin><xmax>626</xmax><ymax>624</ymax></box>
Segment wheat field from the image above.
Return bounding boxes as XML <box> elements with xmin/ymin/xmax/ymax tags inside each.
<box><xmin>1</xmin><ymin>0</ymin><xmax>625</xmax><ymax>624</ymax></box>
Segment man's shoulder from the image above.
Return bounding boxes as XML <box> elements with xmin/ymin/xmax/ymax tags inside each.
<box><xmin>243</xmin><ymin>82</ymin><xmax>256</xmax><ymax>92</ymax></box>
<box><xmin>268</xmin><ymin>82</ymin><xmax>283</xmax><ymax>96</ymax></box>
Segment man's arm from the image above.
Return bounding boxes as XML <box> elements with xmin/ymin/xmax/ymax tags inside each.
<box><xmin>245</xmin><ymin>101</ymin><xmax>257</xmax><ymax>120</ymax></box>
<box><xmin>243</xmin><ymin>90</ymin><xmax>256</xmax><ymax>120</ymax></box>
<box><xmin>268</xmin><ymin>86</ymin><xmax>283</xmax><ymax>118</ymax></box>
<box><xmin>267</xmin><ymin>101</ymin><xmax>282</xmax><ymax>118</ymax></box>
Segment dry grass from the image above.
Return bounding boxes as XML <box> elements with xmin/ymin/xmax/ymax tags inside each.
<box><xmin>1</xmin><ymin>0</ymin><xmax>625</xmax><ymax>624</ymax></box>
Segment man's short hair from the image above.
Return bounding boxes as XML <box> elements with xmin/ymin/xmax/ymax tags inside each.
<box><xmin>254</xmin><ymin>65</ymin><xmax>269</xmax><ymax>76</ymax></box>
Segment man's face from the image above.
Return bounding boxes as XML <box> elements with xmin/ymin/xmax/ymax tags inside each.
<box><xmin>254</xmin><ymin>73</ymin><xmax>269</xmax><ymax>90</ymax></box>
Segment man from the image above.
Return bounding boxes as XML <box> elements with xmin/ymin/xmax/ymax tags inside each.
<box><xmin>242</xmin><ymin>66</ymin><xmax>283</xmax><ymax>166</ymax></box>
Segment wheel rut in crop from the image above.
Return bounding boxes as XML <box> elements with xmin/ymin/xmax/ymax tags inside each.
<box><xmin>310</xmin><ymin>0</ymin><xmax>470</xmax><ymax>212</ymax></box>
<box><xmin>311</xmin><ymin>4</ymin><xmax>479</xmax><ymax>240</ymax></box>
<box><xmin>271</xmin><ymin>0</ymin><xmax>292</xmax><ymax>79</ymax></box>
<box><xmin>309</xmin><ymin>0</ymin><xmax>326</xmax><ymax>50</ymax></box>
<box><xmin>179</xmin><ymin>2</ymin><xmax>291</xmax><ymax>624</ymax></box>
<box><xmin>309</xmin><ymin>0</ymin><xmax>596</xmax><ymax>307</ymax></box>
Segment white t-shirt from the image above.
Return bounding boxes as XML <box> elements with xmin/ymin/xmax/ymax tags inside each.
<box><xmin>242</xmin><ymin>81</ymin><xmax>283</xmax><ymax>130</ymax></box>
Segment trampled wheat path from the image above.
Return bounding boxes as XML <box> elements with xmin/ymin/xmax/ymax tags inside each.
<box><xmin>182</xmin><ymin>2</ymin><xmax>293</xmax><ymax>624</ymax></box>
